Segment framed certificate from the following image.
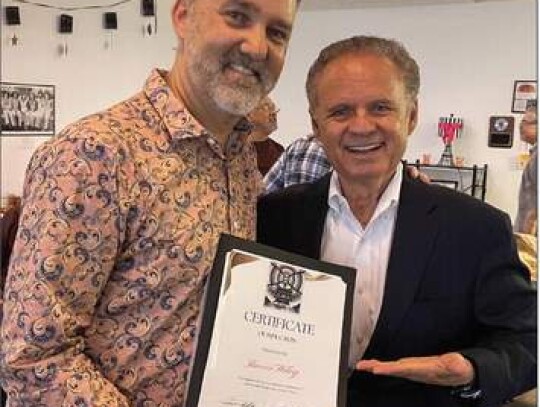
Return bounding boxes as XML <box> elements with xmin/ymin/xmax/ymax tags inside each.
<box><xmin>511</xmin><ymin>80</ymin><xmax>537</xmax><ymax>113</ymax></box>
<box><xmin>185</xmin><ymin>234</ymin><xmax>355</xmax><ymax>407</ymax></box>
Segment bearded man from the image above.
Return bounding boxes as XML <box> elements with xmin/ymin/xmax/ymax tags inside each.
<box><xmin>0</xmin><ymin>0</ymin><xmax>299</xmax><ymax>405</ymax></box>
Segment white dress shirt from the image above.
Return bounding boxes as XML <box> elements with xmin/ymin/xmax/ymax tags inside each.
<box><xmin>320</xmin><ymin>163</ymin><xmax>402</xmax><ymax>367</ymax></box>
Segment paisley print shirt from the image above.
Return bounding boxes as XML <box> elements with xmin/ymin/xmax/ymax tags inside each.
<box><xmin>1</xmin><ymin>69</ymin><xmax>260</xmax><ymax>406</ymax></box>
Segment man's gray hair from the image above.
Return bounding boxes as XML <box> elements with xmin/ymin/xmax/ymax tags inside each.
<box><xmin>306</xmin><ymin>35</ymin><xmax>420</xmax><ymax>109</ymax></box>
<box><xmin>186</xmin><ymin>0</ymin><xmax>301</xmax><ymax>6</ymax></box>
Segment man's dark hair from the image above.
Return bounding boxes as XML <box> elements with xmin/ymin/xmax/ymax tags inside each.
<box><xmin>306</xmin><ymin>35</ymin><xmax>420</xmax><ymax>110</ymax></box>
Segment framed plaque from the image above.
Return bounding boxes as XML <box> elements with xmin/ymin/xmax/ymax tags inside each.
<box><xmin>185</xmin><ymin>234</ymin><xmax>355</xmax><ymax>407</ymax></box>
<box><xmin>1</xmin><ymin>82</ymin><xmax>55</xmax><ymax>136</ymax></box>
<box><xmin>511</xmin><ymin>80</ymin><xmax>537</xmax><ymax>113</ymax></box>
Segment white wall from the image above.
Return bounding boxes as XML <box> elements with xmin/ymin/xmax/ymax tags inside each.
<box><xmin>1</xmin><ymin>0</ymin><xmax>537</xmax><ymax>219</ymax></box>
<box><xmin>1</xmin><ymin>0</ymin><xmax>177</xmax><ymax>199</ymax></box>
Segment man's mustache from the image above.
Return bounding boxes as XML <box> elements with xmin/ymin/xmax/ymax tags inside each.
<box><xmin>221</xmin><ymin>51</ymin><xmax>272</xmax><ymax>88</ymax></box>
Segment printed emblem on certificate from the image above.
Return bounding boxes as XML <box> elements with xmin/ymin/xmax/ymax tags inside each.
<box><xmin>185</xmin><ymin>234</ymin><xmax>355</xmax><ymax>407</ymax></box>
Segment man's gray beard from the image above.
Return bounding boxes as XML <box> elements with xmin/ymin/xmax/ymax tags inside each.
<box><xmin>209</xmin><ymin>82</ymin><xmax>265</xmax><ymax>116</ymax></box>
<box><xmin>204</xmin><ymin>60</ymin><xmax>275</xmax><ymax>116</ymax></box>
<box><xmin>187</xmin><ymin>56</ymin><xmax>274</xmax><ymax>116</ymax></box>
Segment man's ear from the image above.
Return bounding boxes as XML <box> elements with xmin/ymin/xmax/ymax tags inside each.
<box><xmin>171</xmin><ymin>0</ymin><xmax>189</xmax><ymax>40</ymax></box>
<box><xmin>310</xmin><ymin>111</ymin><xmax>320</xmax><ymax>138</ymax></box>
<box><xmin>407</xmin><ymin>99</ymin><xmax>419</xmax><ymax>135</ymax></box>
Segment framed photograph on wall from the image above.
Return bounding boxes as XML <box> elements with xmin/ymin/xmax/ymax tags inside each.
<box><xmin>1</xmin><ymin>82</ymin><xmax>55</xmax><ymax>136</ymax></box>
<box><xmin>511</xmin><ymin>80</ymin><xmax>537</xmax><ymax>113</ymax></box>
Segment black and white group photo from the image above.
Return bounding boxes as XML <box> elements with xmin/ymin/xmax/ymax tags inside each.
<box><xmin>1</xmin><ymin>83</ymin><xmax>55</xmax><ymax>135</ymax></box>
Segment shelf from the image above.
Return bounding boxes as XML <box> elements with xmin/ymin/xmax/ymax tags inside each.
<box><xmin>408</xmin><ymin>161</ymin><xmax>488</xmax><ymax>201</ymax></box>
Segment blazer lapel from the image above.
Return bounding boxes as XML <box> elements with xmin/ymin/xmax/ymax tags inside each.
<box><xmin>364</xmin><ymin>175</ymin><xmax>440</xmax><ymax>358</ymax></box>
<box><xmin>300</xmin><ymin>173</ymin><xmax>331</xmax><ymax>259</ymax></box>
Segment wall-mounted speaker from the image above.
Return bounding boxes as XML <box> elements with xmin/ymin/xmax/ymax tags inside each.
<box><xmin>488</xmin><ymin>116</ymin><xmax>514</xmax><ymax>148</ymax></box>
<box><xmin>141</xmin><ymin>0</ymin><xmax>155</xmax><ymax>16</ymax></box>
<box><xmin>59</xmin><ymin>14</ymin><xmax>73</xmax><ymax>33</ymax></box>
<box><xmin>104</xmin><ymin>12</ymin><xmax>118</xmax><ymax>29</ymax></box>
<box><xmin>5</xmin><ymin>6</ymin><xmax>21</xmax><ymax>25</ymax></box>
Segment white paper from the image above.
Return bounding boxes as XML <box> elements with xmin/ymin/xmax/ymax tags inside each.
<box><xmin>197</xmin><ymin>250</ymin><xmax>347</xmax><ymax>407</ymax></box>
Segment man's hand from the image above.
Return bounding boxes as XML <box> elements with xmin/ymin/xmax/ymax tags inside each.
<box><xmin>406</xmin><ymin>165</ymin><xmax>430</xmax><ymax>184</ymax></box>
<box><xmin>356</xmin><ymin>352</ymin><xmax>474</xmax><ymax>387</ymax></box>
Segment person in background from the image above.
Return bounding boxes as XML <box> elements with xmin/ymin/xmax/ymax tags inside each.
<box><xmin>0</xmin><ymin>195</ymin><xmax>21</xmax><ymax>317</ymax></box>
<box><xmin>247</xmin><ymin>96</ymin><xmax>285</xmax><ymax>176</ymax></box>
<box><xmin>0</xmin><ymin>194</ymin><xmax>20</xmax><ymax>407</ymax></box>
<box><xmin>514</xmin><ymin>100</ymin><xmax>537</xmax><ymax>235</ymax></box>
<box><xmin>258</xmin><ymin>35</ymin><xmax>536</xmax><ymax>407</ymax></box>
<box><xmin>0</xmin><ymin>0</ymin><xmax>300</xmax><ymax>405</ymax></box>
<box><xmin>263</xmin><ymin>133</ymin><xmax>330</xmax><ymax>192</ymax></box>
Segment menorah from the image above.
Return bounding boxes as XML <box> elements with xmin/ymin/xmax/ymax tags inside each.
<box><xmin>438</xmin><ymin>114</ymin><xmax>463</xmax><ymax>166</ymax></box>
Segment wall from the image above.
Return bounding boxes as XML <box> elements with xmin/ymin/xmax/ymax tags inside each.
<box><xmin>1</xmin><ymin>0</ymin><xmax>537</xmax><ymax>219</ymax></box>
<box><xmin>1</xmin><ymin>0</ymin><xmax>177</xmax><ymax>201</ymax></box>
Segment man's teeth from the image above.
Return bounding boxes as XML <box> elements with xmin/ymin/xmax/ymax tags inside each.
<box><xmin>346</xmin><ymin>143</ymin><xmax>381</xmax><ymax>152</ymax></box>
<box><xmin>230</xmin><ymin>64</ymin><xmax>255</xmax><ymax>76</ymax></box>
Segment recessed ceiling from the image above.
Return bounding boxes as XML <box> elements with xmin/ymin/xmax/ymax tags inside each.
<box><xmin>301</xmin><ymin>0</ymin><xmax>525</xmax><ymax>11</ymax></box>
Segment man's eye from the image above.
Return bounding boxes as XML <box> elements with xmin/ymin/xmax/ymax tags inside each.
<box><xmin>267</xmin><ymin>27</ymin><xmax>289</xmax><ymax>45</ymax></box>
<box><xmin>372</xmin><ymin>103</ymin><xmax>392</xmax><ymax>114</ymax></box>
<box><xmin>224</xmin><ymin>10</ymin><xmax>249</xmax><ymax>26</ymax></box>
<box><xmin>329</xmin><ymin>107</ymin><xmax>350</xmax><ymax>118</ymax></box>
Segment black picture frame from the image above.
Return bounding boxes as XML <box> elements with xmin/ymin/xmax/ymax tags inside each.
<box><xmin>1</xmin><ymin>82</ymin><xmax>55</xmax><ymax>136</ymax></box>
<box><xmin>511</xmin><ymin>80</ymin><xmax>537</xmax><ymax>113</ymax></box>
<box><xmin>185</xmin><ymin>233</ymin><xmax>355</xmax><ymax>407</ymax></box>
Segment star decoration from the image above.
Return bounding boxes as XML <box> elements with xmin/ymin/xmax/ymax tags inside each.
<box><xmin>11</xmin><ymin>34</ymin><xmax>19</xmax><ymax>46</ymax></box>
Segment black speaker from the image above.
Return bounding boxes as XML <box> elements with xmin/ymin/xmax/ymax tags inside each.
<box><xmin>59</xmin><ymin>14</ymin><xmax>73</xmax><ymax>33</ymax></box>
<box><xmin>104</xmin><ymin>12</ymin><xmax>117</xmax><ymax>29</ymax></box>
<box><xmin>141</xmin><ymin>0</ymin><xmax>155</xmax><ymax>16</ymax></box>
<box><xmin>5</xmin><ymin>6</ymin><xmax>20</xmax><ymax>25</ymax></box>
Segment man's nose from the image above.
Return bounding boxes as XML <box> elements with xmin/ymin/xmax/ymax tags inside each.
<box><xmin>349</xmin><ymin>110</ymin><xmax>376</xmax><ymax>133</ymax></box>
<box><xmin>240</xmin><ymin>26</ymin><xmax>269</xmax><ymax>61</ymax></box>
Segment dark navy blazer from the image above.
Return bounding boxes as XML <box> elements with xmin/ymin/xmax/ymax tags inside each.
<box><xmin>257</xmin><ymin>171</ymin><xmax>536</xmax><ymax>407</ymax></box>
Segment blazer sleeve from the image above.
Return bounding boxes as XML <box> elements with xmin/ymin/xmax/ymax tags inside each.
<box><xmin>459</xmin><ymin>210</ymin><xmax>536</xmax><ymax>406</ymax></box>
<box><xmin>257</xmin><ymin>193</ymin><xmax>283</xmax><ymax>249</ymax></box>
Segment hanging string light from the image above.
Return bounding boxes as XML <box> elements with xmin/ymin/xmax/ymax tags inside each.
<box><xmin>103</xmin><ymin>12</ymin><xmax>118</xmax><ymax>50</ymax></box>
<box><xmin>141</xmin><ymin>0</ymin><xmax>157</xmax><ymax>37</ymax></box>
<box><xmin>13</xmin><ymin>0</ymin><xmax>134</xmax><ymax>12</ymax></box>
<box><xmin>5</xmin><ymin>6</ymin><xmax>21</xmax><ymax>46</ymax></box>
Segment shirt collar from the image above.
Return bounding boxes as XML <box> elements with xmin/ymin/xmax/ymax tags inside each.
<box><xmin>328</xmin><ymin>161</ymin><xmax>403</xmax><ymax>219</ymax></box>
<box><xmin>143</xmin><ymin>69</ymin><xmax>252</xmax><ymax>145</ymax></box>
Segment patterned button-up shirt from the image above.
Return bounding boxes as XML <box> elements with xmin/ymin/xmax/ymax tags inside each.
<box><xmin>1</xmin><ymin>69</ymin><xmax>261</xmax><ymax>406</ymax></box>
<box><xmin>263</xmin><ymin>135</ymin><xmax>331</xmax><ymax>194</ymax></box>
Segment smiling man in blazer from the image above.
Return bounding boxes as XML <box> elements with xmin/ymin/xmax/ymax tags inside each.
<box><xmin>257</xmin><ymin>36</ymin><xmax>536</xmax><ymax>407</ymax></box>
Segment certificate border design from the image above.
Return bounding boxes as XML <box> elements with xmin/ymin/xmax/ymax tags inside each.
<box><xmin>185</xmin><ymin>233</ymin><xmax>356</xmax><ymax>407</ymax></box>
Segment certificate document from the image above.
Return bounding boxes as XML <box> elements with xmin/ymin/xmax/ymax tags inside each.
<box><xmin>185</xmin><ymin>234</ymin><xmax>355</xmax><ymax>407</ymax></box>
